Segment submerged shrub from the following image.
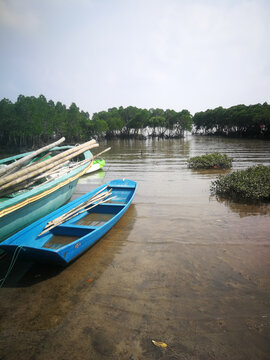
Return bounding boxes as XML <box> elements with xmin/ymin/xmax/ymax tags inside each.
<box><xmin>211</xmin><ymin>165</ymin><xmax>270</xmax><ymax>201</ymax></box>
<box><xmin>187</xmin><ymin>152</ymin><xmax>232</xmax><ymax>169</ymax></box>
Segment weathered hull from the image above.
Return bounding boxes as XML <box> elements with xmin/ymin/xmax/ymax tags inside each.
<box><xmin>0</xmin><ymin>149</ymin><xmax>93</xmax><ymax>242</ymax></box>
<box><xmin>0</xmin><ymin>178</ymin><xmax>78</xmax><ymax>242</ymax></box>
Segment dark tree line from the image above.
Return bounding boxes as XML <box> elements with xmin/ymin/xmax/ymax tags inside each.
<box><xmin>92</xmin><ymin>106</ymin><xmax>192</xmax><ymax>139</ymax></box>
<box><xmin>0</xmin><ymin>95</ymin><xmax>91</xmax><ymax>148</ymax></box>
<box><xmin>0</xmin><ymin>95</ymin><xmax>193</xmax><ymax>148</ymax></box>
<box><xmin>1</xmin><ymin>95</ymin><xmax>269</xmax><ymax>150</ymax></box>
<box><xmin>193</xmin><ymin>103</ymin><xmax>270</xmax><ymax>138</ymax></box>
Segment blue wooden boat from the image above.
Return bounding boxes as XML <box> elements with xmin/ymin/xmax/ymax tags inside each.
<box><xmin>0</xmin><ymin>147</ymin><xmax>93</xmax><ymax>243</ymax></box>
<box><xmin>0</xmin><ymin>179</ymin><xmax>137</xmax><ymax>266</ymax></box>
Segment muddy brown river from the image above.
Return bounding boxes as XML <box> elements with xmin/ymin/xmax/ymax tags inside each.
<box><xmin>0</xmin><ymin>136</ymin><xmax>270</xmax><ymax>359</ymax></box>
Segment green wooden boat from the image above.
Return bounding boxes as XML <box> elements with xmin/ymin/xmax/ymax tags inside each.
<box><xmin>0</xmin><ymin>145</ymin><xmax>93</xmax><ymax>243</ymax></box>
<box><xmin>85</xmin><ymin>158</ymin><xmax>105</xmax><ymax>174</ymax></box>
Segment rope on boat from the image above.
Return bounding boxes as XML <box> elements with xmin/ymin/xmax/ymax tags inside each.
<box><xmin>0</xmin><ymin>246</ymin><xmax>25</xmax><ymax>288</ymax></box>
<box><xmin>101</xmin><ymin>164</ymin><xmax>111</xmax><ymax>184</ymax></box>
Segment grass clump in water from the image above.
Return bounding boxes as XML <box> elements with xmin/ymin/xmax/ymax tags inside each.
<box><xmin>187</xmin><ymin>152</ymin><xmax>232</xmax><ymax>169</ymax></box>
<box><xmin>211</xmin><ymin>165</ymin><xmax>270</xmax><ymax>201</ymax></box>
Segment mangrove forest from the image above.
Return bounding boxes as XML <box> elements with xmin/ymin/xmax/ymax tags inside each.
<box><xmin>0</xmin><ymin>95</ymin><xmax>192</xmax><ymax>148</ymax></box>
<box><xmin>0</xmin><ymin>95</ymin><xmax>269</xmax><ymax>149</ymax></box>
<box><xmin>193</xmin><ymin>103</ymin><xmax>270</xmax><ymax>137</ymax></box>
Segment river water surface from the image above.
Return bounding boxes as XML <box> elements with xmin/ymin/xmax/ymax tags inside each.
<box><xmin>0</xmin><ymin>136</ymin><xmax>270</xmax><ymax>359</ymax></box>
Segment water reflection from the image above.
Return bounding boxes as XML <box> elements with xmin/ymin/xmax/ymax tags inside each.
<box><xmin>78</xmin><ymin>169</ymin><xmax>106</xmax><ymax>184</ymax></box>
<box><xmin>0</xmin><ymin>205</ymin><xmax>137</xmax><ymax>332</ymax></box>
<box><xmin>189</xmin><ymin>135</ymin><xmax>270</xmax><ymax>169</ymax></box>
<box><xmin>215</xmin><ymin>196</ymin><xmax>270</xmax><ymax>217</ymax></box>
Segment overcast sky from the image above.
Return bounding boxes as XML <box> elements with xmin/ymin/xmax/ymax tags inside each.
<box><xmin>0</xmin><ymin>0</ymin><xmax>269</xmax><ymax>115</ymax></box>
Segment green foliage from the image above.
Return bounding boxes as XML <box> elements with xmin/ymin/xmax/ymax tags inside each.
<box><xmin>0</xmin><ymin>95</ymin><xmax>91</xmax><ymax>147</ymax></box>
<box><xmin>0</xmin><ymin>95</ymin><xmax>193</xmax><ymax>148</ymax></box>
<box><xmin>187</xmin><ymin>153</ymin><xmax>232</xmax><ymax>169</ymax></box>
<box><xmin>193</xmin><ymin>103</ymin><xmax>270</xmax><ymax>138</ymax></box>
<box><xmin>211</xmin><ymin>165</ymin><xmax>270</xmax><ymax>201</ymax></box>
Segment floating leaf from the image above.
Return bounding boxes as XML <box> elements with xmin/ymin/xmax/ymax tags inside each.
<box><xmin>152</xmin><ymin>340</ymin><xmax>168</xmax><ymax>348</ymax></box>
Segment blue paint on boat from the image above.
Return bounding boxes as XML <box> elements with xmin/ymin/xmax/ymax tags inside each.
<box><xmin>0</xmin><ymin>179</ymin><xmax>137</xmax><ymax>266</ymax></box>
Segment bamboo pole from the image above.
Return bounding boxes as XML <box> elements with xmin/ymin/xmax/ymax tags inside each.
<box><xmin>0</xmin><ymin>158</ymin><xmax>94</xmax><ymax>219</ymax></box>
<box><xmin>43</xmin><ymin>187</ymin><xmax>109</xmax><ymax>227</ymax></box>
<box><xmin>39</xmin><ymin>186</ymin><xmax>112</xmax><ymax>235</ymax></box>
<box><xmin>0</xmin><ymin>178</ymin><xmax>39</xmax><ymax>198</ymax></box>
<box><xmin>21</xmin><ymin>139</ymin><xmax>97</xmax><ymax>174</ymax></box>
<box><xmin>0</xmin><ymin>137</ymin><xmax>66</xmax><ymax>177</ymax></box>
<box><xmin>93</xmin><ymin>147</ymin><xmax>111</xmax><ymax>159</ymax></box>
<box><xmin>49</xmin><ymin>186</ymin><xmax>110</xmax><ymax>225</ymax></box>
<box><xmin>34</xmin><ymin>159</ymin><xmax>90</xmax><ymax>185</ymax></box>
<box><xmin>34</xmin><ymin>145</ymin><xmax>110</xmax><ymax>182</ymax></box>
<box><xmin>25</xmin><ymin>152</ymin><xmax>52</xmax><ymax>167</ymax></box>
<box><xmin>0</xmin><ymin>139</ymin><xmax>97</xmax><ymax>187</ymax></box>
<box><xmin>34</xmin><ymin>160</ymin><xmax>71</xmax><ymax>180</ymax></box>
<box><xmin>0</xmin><ymin>145</ymin><xmax>98</xmax><ymax>193</ymax></box>
<box><xmin>0</xmin><ymin>159</ymin><xmax>90</xmax><ymax>197</ymax></box>
<box><xmin>0</xmin><ymin>141</ymin><xmax>98</xmax><ymax>191</ymax></box>
<box><xmin>48</xmin><ymin>192</ymin><xmax>110</xmax><ymax>227</ymax></box>
<box><xmin>39</xmin><ymin>195</ymin><xmax>115</xmax><ymax>236</ymax></box>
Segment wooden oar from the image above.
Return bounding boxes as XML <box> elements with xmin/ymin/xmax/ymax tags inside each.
<box><xmin>42</xmin><ymin>193</ymin><xmax>113</xmax><ymax>233</ymax></box>
<box><xmin>47</xmin><ymin>188</ymin><xmax>112</xmax><ymax>226</ymax></box>
<box><xmin>0</xmin><ymin>137</ymin><xmax>66</xmax><ymax>177</ymax></box>
<box><xmin>43</xmin><ymin>186</ymin><xmax>109</xmax><ymax>228</ymax></box>
<box><xmin>39</xmin><ymin>187</ymin><xmax>113</xmax><ymax>235</ymax></box>
<box><xmin>39</xmin><ymin>195</ymin><xmax>115</xmax><ymax>236</ymax></box>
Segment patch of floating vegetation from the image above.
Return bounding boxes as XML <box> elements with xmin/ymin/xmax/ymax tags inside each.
<box><xmin>187</xmin><ymin>152</ymin><xmax>232</xmax><ymax>169</ymax></box>
<box><xmin>211</xmin><ymin>165</ymin><xmax>270</xmax><ymax>201</ymax></box>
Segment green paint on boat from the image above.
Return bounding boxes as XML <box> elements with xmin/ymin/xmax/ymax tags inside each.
<box><xmin>85</xmin><ymin>158</ymin><xmax>105</xmax><ymax>174</ymax></box>
<box><xmin>0</xmin><ymin>147</ymin><xmax>93</xmax><ymax>243</ymax></box>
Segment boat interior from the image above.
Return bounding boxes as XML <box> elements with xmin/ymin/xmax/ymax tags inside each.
<box><xmin>41</xmin><ymin>186</ymin><xmax>134</xmax><ymax>250</ymax></box>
